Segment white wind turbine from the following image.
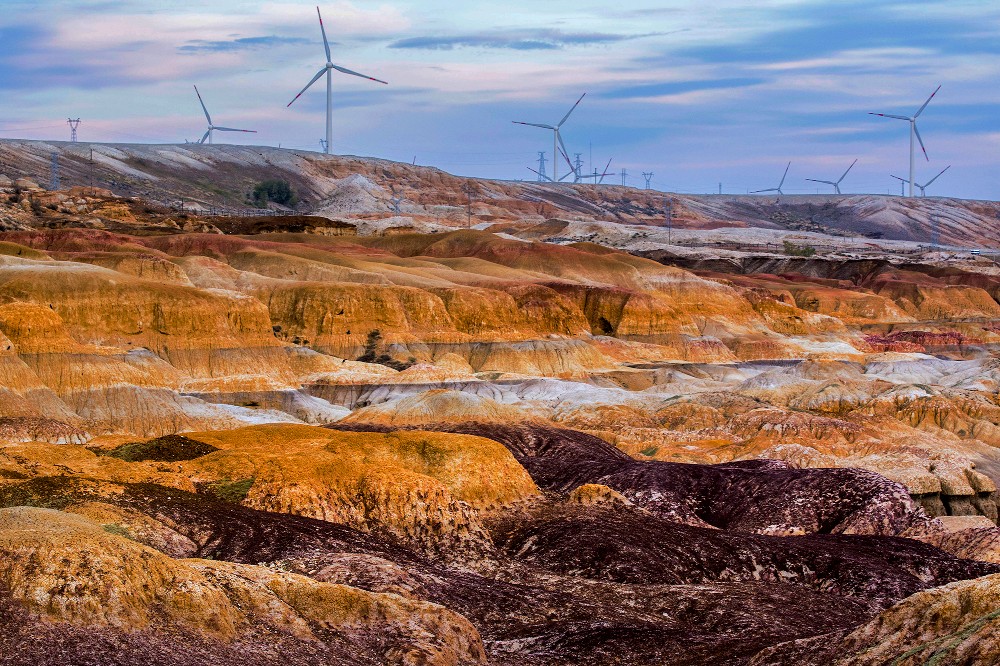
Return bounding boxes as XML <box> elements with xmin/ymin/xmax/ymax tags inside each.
<box><xmin>752</xmin><ymin>162</ymin><xmax>791</xmax><ymax>195</ymax></box>
<box><xmin>287</xmin><ymin>6</ymin><xmax>388</xmax><ymax>155</ymax></box>
<box><xmin>513</xmin><ymin>93</ymin><xmax>586</xmax><ymax>183</ymax></box>
<box><xmin>194</xmin><ymin>85</ymin><xmax>256</xmax><ymax>145</ymax></box>
<box><xmin>806</xmin><ymin>159</ymin><xmax>857</xmax><ymax>195</ymax></box>
<box><xmin>891</xmin><ymin>165</ymin><xmax>951</xmax><ymax>198</ymax></box>
<box><xmin>869</xmin><ymin>85</ymin><xmax>940</xmax><ymax>198</ymax></box>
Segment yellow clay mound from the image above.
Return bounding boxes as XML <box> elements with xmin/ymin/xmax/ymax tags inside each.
<box><xmin>182</xmin><ymin>423</ymin><xmax>538</xmax><ymax>551</ymax></box>
<box><xmin>0</xmin><ymin>507</ymin><xmax>486</xmax><ymax>664</ymax></box>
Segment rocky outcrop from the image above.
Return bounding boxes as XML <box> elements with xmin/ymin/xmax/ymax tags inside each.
<box><xmin>0</xmin><ymin>507</ymin><xmax>486</xmax><ymax>666</ymax></box>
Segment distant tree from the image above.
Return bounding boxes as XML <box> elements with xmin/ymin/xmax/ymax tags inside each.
<box><xmin>783</xmin><ymin>241</ymin><xmax>816</xmax><ymax>257</ymax></box>
<box><xmin>251</xmin><ymin>179</ymin><xmax>296</xmax><ymax>207</ymax></box>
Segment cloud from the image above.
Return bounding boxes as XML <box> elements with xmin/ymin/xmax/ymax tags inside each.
<box><xmin>179</xmin><ymin>35</ymin><xmax>311</xmax><ymax>53</ymax></box>
<box><xmin>389</xmin><ymin>28</ymin><xmax>672</xmax><ymax>51</ymax></box>
<box><xmin>600</xmin><ymin>77</ymin><xmax>765</xmax><ymax>100</ymax></box>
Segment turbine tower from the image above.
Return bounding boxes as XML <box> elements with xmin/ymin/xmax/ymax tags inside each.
<box><xmin>752</xmin><ymin>162</ymin><xmax>791</xmax><ymax>195</ymax></box>
<box><xmin>194</xmin><ymin>86</ymin><xmax>256</xmax><ymax>144</ymax></box>
<box><xmin>287</xmin><ymin>6</ymin><xmax>388</xmax><ymax>155</ymax></box>
<box><xmin>890</xmin><ymin>174</ymin><xmax>908</xmax><ymax>196</ymax></box>
<box><xmin>869</xmin><ymin>85</ymin><xmax>940</xmax><ymax>198</ymax></box>
<box><xmin>513</xmin><ymin>93</ymin><xmax>586</xmax><ymax>182</ymax></box>
<box><xmin>805</xmin><ymin>159</ymin><xmax>857</xmax><ymax>195</ymax></box>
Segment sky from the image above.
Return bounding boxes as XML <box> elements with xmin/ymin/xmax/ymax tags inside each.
<box><xmin>1</xmin><ymin>0</ymin><xmax>998</xmax><ymax>199</ymax></box>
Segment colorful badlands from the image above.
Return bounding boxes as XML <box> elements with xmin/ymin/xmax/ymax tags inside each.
<box><xmin>2</xmin><ymin>190</ymin><xmax>1000</xmax><ymax>663</ymax></box>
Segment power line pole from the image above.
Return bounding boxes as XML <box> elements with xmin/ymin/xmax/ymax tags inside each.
<box><xmin>536</xmin><ymin>152</ymin><xmax>547</xmax><ymax>182</ymax></box>
<box><xmin>621</xmin><ymin>168</ymin><xmax>628</xmax><ymax>187</ymax></box>
<box><xmin>574</xmin><ymin>153</ymin><xmax>584</xmax><ymax>181</ymax></box>
<box><xmin>719</xmin><ymin>182</ymin><xmax>722</xmax><ymax>195</ymax></box>
<box><xmin>462</xmin><ymin>181</ymin><xmax>476</xmax><ymax>228</ymax></box>
<box><xmin>319</xmin><ymin>139</ymin><xmax>328</xmax><ymax>152</ymax></box>
<box><xmin>642</xmin><ymin>172</ymin><xmax>653</xmax><ymax>190</ymax></box>
<box><xmin>665</xmin><ymin>198</ymin><xmax>673</xmax><ymax>245</ymax></box>
<box><xmin>67</xmin><ymin>118</ymin><xmax>80</xmax><ymax>142</ymax></box>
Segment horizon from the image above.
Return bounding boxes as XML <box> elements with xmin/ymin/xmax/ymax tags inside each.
<box><xmin>1</xmin><ymin>0</ymin><xmax>998</xmax><ymax>199</ymax></box>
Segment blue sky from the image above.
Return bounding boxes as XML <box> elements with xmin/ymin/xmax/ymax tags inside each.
<box><xmin>1</xmin><ymin>0</ymin><xmax>998</xmax><ymax>199</ymax></box>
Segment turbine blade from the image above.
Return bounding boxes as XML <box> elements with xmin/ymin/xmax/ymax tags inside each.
<box><xmin>513</xmin><ymin>122</ymin><xmax>556</xmax><ymax>130</ymax></box>
<box><xmin>557</xmin><ymin>133</ymin><xmax>573</xmax><ymax>170</ymax></box>
<box><xmin>924</xmin><ymin>165</ymin><xmax>951</xmax><ymax>187</ymax></box>
<box><xmin>805</xmin><ymin>179</ymin><xmax>835</xmax><ymax>185</ymax></box>
<box><xmin>317</xmin><ymin>6</ymin><xmax>332</xmax><ymax>63</ymax></box>
<box><xmin>557</xmin><ymin>92</ymin><xmax>586</xmax><ymax>128</ymax></box>
<box><xmin>199</xmin><ymin>129</ymin><xmax>211</xmax><ymax>144</ymax></box>
<box><xmin>194</xmin><ymin>85</ymin><xmax>212</xmax><ymax>125</ymax></box>
<box><xmin>838</xmin><ymin>158</ymin><xmax>858</xmax><ymax>183</ymax></box>
<box><xmin>913</xmin><ymin>123</ymin><xmax>929</xmax><ymax>161</ymax></box>
<box><xmin>869</xmin><ymin>113</ymin><xmax>911</xmax><ymax>121</ymax></box>
<box><xmin>287</xmin><ymin>67</ymin><xmax>328</xmax><ymax>107</ymax></box>
<box><xmin>527</xmin><ymin>166</ymin><xmax>554</xmax><ymax>182</ymax></box>
<box><xmin>214</xmin><ymin>127</ymin><xmax>257</xmax><ymax>133</ymax></box>
<box><xmin>599</xmin><ymin>158</ymin><xmax>613</xmax><ymax>184</ymax></box>
<box><xmin>890</xmin><ymin>175</ymin><xmax>909</xmax><ymax>183</ymax></box>
<box><xmin>778</xmin><ymin>162</ymin><xmax>790</xmax><ymax>189</ymax></box>
<box><xmin>331</xmin><ymin>64</ymin><xmax>388</xmax><ymax>85</ymax></box>
<box><xmin>914</xmin><ymin>84</ymin><xmax>941</xmax><ymax>119</ymax></box>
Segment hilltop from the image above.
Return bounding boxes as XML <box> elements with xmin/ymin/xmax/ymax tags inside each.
<box><xmin>2</xmin><ymin>140</ymin><xmax>999</xmax><ymax>248</ymax></box>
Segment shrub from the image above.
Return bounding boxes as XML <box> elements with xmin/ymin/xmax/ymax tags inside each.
<box><xmin>251</xmin><ymin>179</ymin><xmax>296</xmax><ymax>207</ymax></box>
<box><xmin>783</xmin><ymin>241</ymin><xmax>816</xmax><ymax>257</ymax></box>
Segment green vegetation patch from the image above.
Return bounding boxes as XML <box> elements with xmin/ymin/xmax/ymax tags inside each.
<box><xmin>105</xmin><ymin>434</ymin><xmax>219</xmax><ymax>463</ymax></box>
<box><xmin>251</xmin><ymin>179</ymin><xmax>297</xmax><ymax>207</ymax></box>
<box><xmin>783</xmin><ymin>241</ymin><xmax>817</xmax><ymax>257</ymax></box>
<box><xmin>202</xmin><ymin>478</ymin><xmax>255</xmax><ymax>504</ymax></box>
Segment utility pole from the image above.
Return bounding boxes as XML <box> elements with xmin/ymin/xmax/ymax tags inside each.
<box><xmin>536</xmin><ymin>152</ymin><xmax>547</xmax><ymax>182</ymax></box>
<box><xmin>574</xmin><ymin>153</ymin><xmax>584</xmax><ymax>181</ymax></box>
<box><xmin>642</xmin><ymin>172</ymin><xmax>654</xmax><ymax>190</ymax></box>
<box><xmin>665</xmin><ymin>199</ymin><xmax>673</xmax><ymax>245</ymax></box>
<box><xmin>319</xmin><ymin>139</ymin><xmax>328</xmax><ymax>152</ymax></box>
<box><xmin>719</xmin><ymin>182</ymin><xmax>722</xmax><ymax>195</ymax></box>
<box><xmin>462</xmin><ymin>181</ymin><xmax>475</xmax><ymax>228</ymax></box>
<box><xmin>49</xmin><ymin>152</ymin><xmax>60</xmax><ymax>190</ymax></box>
<box><xmin>621</xmin><ymin>168</ymin><xmax>628</xmax><ymax>187</ymax></box>
<box><xmin>89</xmin><ymin>148</ymin><xmax>95</xmax><ymax>194</ymax></box>
<box><xmin>67</xmin><ymin>118</ymin><xmax>80</xmax><ymax>142</ymax></box>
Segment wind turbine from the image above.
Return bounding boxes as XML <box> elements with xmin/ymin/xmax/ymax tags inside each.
<box><xmin>513</xmin><ymin>93</ymin><xmax>586</xmax><ymax>182</ymax></box>
<box><xmin>193</xmin><ymin>86</ymin><xmax>256</xmax><ymax>145</ymax></box>
<box><xmin>869</xmin><ymin>85</ymin><xmax>940</xmax><ymax>198</ymax></box>
<box><xmin>890</xmin><ymin>174</ymin><xmax>908</xmax><ymax>196</ymax></box>
<box><xmin>287</xmin><ymin>6</ymin><xmax>388</xmax><ymax>155</ymax></box>
<box><xmin>893</xmin><ymin>165</ymin><xmax>951</xmax><ymax>198</ymax></box>
<box><xmin>805</xmin><ymin>159</ymin><xmax>857</xmax><ymax>195</ymax></box>
<box><xmin>752</xmin><ymin>162</ymin><xmax>791</xmax><ymax>195</ymax></box>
